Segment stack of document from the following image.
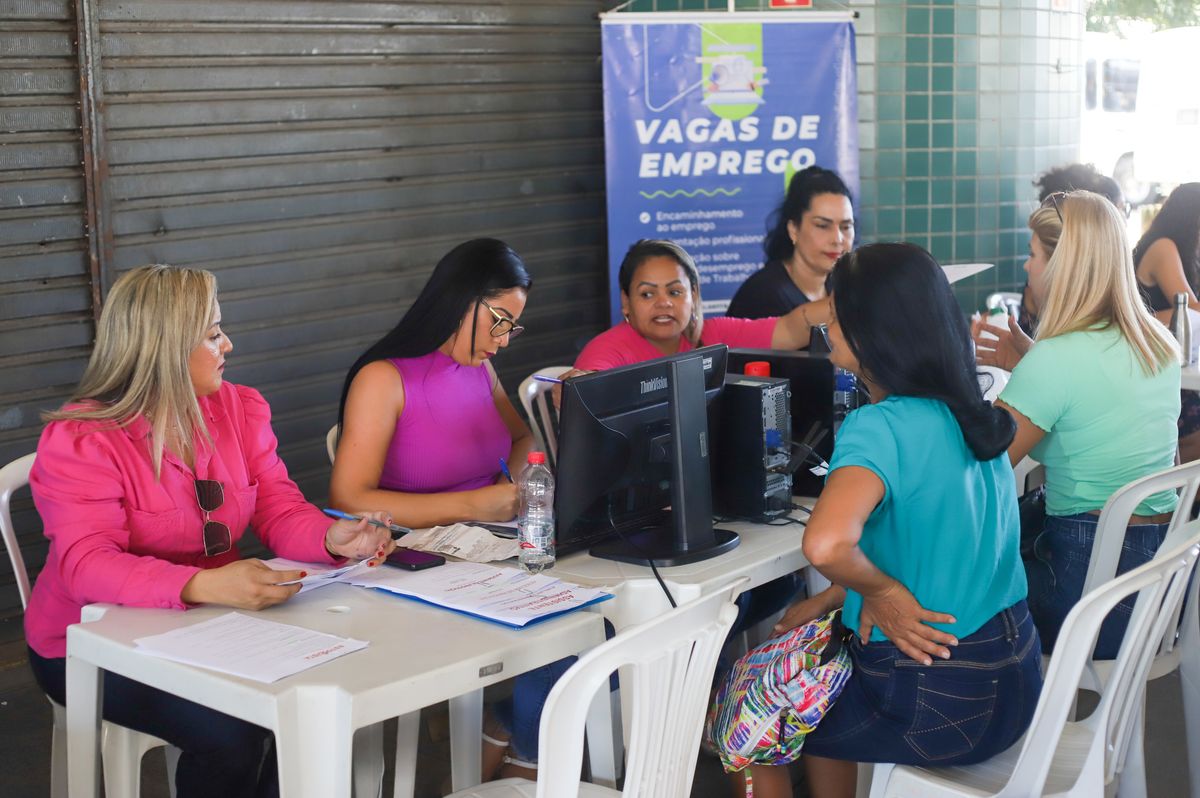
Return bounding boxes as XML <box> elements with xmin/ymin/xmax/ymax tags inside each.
<box><xmin>348</xmin><ymin>562</ymin><xmax>611</xmax><ymax>628</ymax></box>
<box><xmin>397</xmin><ymin>524</ymin><xmax>519</xmax><ymax>562</ymax></box>
<box><xmin>134</xmin><ymin>612</ymin><xmax>368</xmax><ymax>683</ymax></box>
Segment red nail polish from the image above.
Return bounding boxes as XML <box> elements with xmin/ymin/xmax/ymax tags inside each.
<box><xmin>368</xmin><ymin>561</ymin><xmax>377</xmax><ymax>567</ymax></box>
<box><xmin>300</xmin><ymin>571</ymin><xmax>308</xmax><ymax>578</ymax></box>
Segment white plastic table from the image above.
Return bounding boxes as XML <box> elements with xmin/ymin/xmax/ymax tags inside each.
<box><xmin>551</xmin><ymin>505</ymin><xmax>813</xmax><ymax>631</ymax></box>
<box><xmin>65</xmin><ymin>582</ymin><xmax>606</xmax><ymax>798</ymax></box>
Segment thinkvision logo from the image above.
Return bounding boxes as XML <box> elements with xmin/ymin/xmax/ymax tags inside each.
<box><xmin>640</xmin><ymin>376</ymin><xmax>668</xmax><ymax>394</ymax></box>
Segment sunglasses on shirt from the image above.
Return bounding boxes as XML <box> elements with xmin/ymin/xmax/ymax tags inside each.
<box><xmin>194</xmin><ymin>478</ymin><xmax>232</xmax><ymax>557</ymax></box>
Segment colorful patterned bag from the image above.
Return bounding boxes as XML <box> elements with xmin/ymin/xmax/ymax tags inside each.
<box><xmin>705</xmin><ymin>610</ymin><xmax>853</xmax><ymax>772</ymax></box>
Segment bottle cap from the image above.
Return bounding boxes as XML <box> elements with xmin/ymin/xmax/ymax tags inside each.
<box><xmin>527</xmin><ymin>451</ymin><xmax>546</xmax><ymax>465</ymax></box>
<box><xmin>744</xmin><ymin>361</ymin><xmax>771</xmax><ymax>377</ymax></box>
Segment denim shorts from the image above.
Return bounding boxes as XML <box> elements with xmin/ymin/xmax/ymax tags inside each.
<box><xmin>1025</xmin><ymin>513</ymin><xmax>1168</xmax><ymax>659</ymax></box>
<box><xmin>802</xmin><ymin>601</ymin><xmax>1043</xmax><ymax>766</ymax></box>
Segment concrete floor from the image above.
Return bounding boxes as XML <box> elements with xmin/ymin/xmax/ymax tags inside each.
<box><xmin>0</xmin><ymin>609</ymin><xmax>1191</xmax><ymax>798</ymax></box>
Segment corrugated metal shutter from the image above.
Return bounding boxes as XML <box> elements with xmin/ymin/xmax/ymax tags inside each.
<box><xmin>98</xmin><ymin>0</ymin><xmax>610</xmax><ymax>503</ymax></box>
<box><xmin>0</xmin><ymin>1</ymin><xmax>611</xmax><ymax>620</ymax></box>
<box><xmin>0</xmin><ymin>0</ymin><xmax>91</xmax><ymax>616</ymax></box>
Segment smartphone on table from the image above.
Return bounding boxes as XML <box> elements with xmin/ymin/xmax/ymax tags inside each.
<box><xmin>385</xmin><ymin>548</ymin><xmax>446</xmax><ymax>571</ymax></box>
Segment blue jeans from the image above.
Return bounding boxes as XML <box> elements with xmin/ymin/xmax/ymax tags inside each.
<box><xmin>1025</xmin><ymin>513</ymin><xmax>1168</xmax><ymax>659</ymax></box>
<box><xmin>493</xmin><ymin>658</ymin><xmax>576</xmax><ymax>762</ymax></box>
<box><xmin>28</xmin><ymin>648</ymin><xmax>277</xmax><ymax>798</ymax></box>
<box><xmin>803</xmin><ymin>602</ymin><xmax>1042</xmax><ymax>766</ymax></box>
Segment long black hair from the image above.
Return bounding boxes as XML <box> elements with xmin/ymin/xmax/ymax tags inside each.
<box><xmin>337</xmin><ymin>238</ymin><xmax>533</xmax><ymax>425</ymax></box>
<box><xmin>829</xmin><ymin>243</ymin><xmax>1015</xmax><ymax>461</ymax></box>
<box><xmin>763</xmin><ymin>165</ymin><xmax>853</xmax><ymax>262</ymax></box>
<box><xmin>1133</xmin><ymin>182</ymin><xmax>1200</xmax><ymax>294</ymax></box>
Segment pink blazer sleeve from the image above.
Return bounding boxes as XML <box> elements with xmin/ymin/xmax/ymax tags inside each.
<box><xmin>30</xmin><ymin>422</ymin><xmax>200</xmax><ymax>610</ymax></box>
<box><xmin>233</xmin><ymin>385</ymin><xmax>336</xmax><ymax>563</ymax></box>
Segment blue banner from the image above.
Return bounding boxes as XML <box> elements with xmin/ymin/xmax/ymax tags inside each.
<box><xmin>601</xmin><ymin>14</ymin><xmax>859</xmax><ymax>322</ymax></box>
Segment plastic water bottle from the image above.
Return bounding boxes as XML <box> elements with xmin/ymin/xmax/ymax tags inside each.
<box><xmin>517</xmin><ymin>452</ymin><xmax>555</xmax><ymax>574</ymax></box>
<box><xmin>832</xmin><ymin>368</ymin><xmax>858</xmax><ymax>432</ymax></box>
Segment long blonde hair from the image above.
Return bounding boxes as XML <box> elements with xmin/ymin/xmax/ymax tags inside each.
<box><xmin>1034</xmin><ymin>191</ymin><xmax>1178</xmax><ymax>373</ymax></box>
<box><xmin>46</xmin><ymin>264</ymin><xmax>218</xmax><ymax>476</ymax></box>
<box><xmin>1028</xmin><ymin>205</ymin><xmax>1062</xmax><ymax>261</ymax></box>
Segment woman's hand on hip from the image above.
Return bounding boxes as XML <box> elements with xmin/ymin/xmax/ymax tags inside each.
<box><xmin>181</xmin><ymin>559</ymin><xmax>303</xmax><ymax>609</ymax></box>
<box><xmin>858</xmin><ymin>578</ymin><xmax>957</xmax><ymax>666</ymax></box>
<box><xmin>324</xmin><ymin>511</ymin><xmax>396</xmax><ymax>561</ymax></box>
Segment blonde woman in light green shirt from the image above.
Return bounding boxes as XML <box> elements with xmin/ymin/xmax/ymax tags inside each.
<box><xmin>973</xmin><ymin>190</ymin><xmax>1180</xmax><ymax>657</ymax></box>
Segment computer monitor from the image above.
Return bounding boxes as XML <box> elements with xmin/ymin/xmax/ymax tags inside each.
<box><xmin>554</xmin><ymin>344</ymin><xmax>739</xmax><ymax>566</ymax></box>
<box><xmin>727</xmin><ymin>349</ymin><xmax>835</xmax><ymax>497</ymax></box>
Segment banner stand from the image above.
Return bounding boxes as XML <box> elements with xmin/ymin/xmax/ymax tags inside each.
<box><xmin>600</xmin><ymin>10</ymin><xmax>860</xmax><ymax>322</ymax></box>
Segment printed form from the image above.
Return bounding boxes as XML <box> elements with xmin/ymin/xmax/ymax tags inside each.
<box><xmin>348</xmin><ymin>561</ymin><xmax>611</xmax><ymax>627</ymax></box>
<box><xmin>134</xmin><ymin>612</ymin><xmax>368</xmax><ymax>683</ymax></box>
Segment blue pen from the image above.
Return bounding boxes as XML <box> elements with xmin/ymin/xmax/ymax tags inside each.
<box><xmin>322</xmin><ymin>508</ymin><xmax>411</xmax><ymax>539</ymax></box>
<box><xmin>498</xmin><ymin>458</ymin><xmax>515</xmax><ymax>483</ymax></box>
<box><xmin>533</xmin><ymin>375</ymin><xmax>563</xmax><ymax>384</ymax></box>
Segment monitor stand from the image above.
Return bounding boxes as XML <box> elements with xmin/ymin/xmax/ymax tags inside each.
<box><xmin>590</xmin><ymin>355</ymin><xmax>740</xmax><ymax>567</ymax></box>
<box><xmin>590</xmin><ymin>525</ymin><xmax>739</xmax><ymax>567</ymax></box>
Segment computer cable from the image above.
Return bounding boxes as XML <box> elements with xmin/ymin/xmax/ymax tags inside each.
<box><xmin>606</xmin><ymin>501</ymin><xmax>678</xmax><ymax>609</ymax></box>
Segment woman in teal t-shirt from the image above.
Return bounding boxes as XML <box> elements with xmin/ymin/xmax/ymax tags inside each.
<box><xmin>973</xmin><ymin>191</ymin><xmax>1180</xmax><ymax>659</ymax></box>
<box><xmin>733</xmin><ymin>244</ymin><xmax>1042</xmax><ymax>798</ymax></box>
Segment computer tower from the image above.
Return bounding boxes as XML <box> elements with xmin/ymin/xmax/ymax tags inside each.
<box><xmin>727</xmin><ymin>349</ymin><xmax>835</xmax><ymax>497</ymax></box>
<box><xmin>712</xmin><ymin>374</ymin><xmax>793</xmax><ymax>519</ymax></box>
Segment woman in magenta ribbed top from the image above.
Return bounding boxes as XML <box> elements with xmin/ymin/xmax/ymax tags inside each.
<box><xmin>331</xmin><ymin>237</ymin><xmax>535</xmax><ymax>531</ymax></box>
<box><xmin>333</xmin><ymin>239</ymin><xmax>555</xmax><ymax>782</ymax></box>
<box><xmin>376</xmin><ymin>351</ymin><xmax>511</xmax><ymax>495</ymax></box>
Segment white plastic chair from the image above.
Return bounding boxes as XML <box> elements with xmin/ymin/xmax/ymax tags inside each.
<box><xmin>326</xmin><ymin>423</ymin><xmax>339</xmax><ymax>464</ymax></box>
<box><xmin>0</xmin><ymin>453</ymin><xmax>179</xmax><ymax>798</ymax></box>
<box><xmin>518</xmin><ymin>366</ymin><xmax>570</xmax><ymax>469</ymax></box>
<box><xmin>443</xmin><ymin>578</ymin><xmax>745</xmax><ymax>798</ymax></box>
<box><xmin>1070</xmin><ymin>459</ymin><xmax>1200</xmax><ymax>798</ymax></box>
<box><xmin>1012</xmin><ymin>455</ymin><xmax>1045</xmax><ymax>496</ymax></box>
<box><xmin>868</xmin><ymin>522</ymin><xmax>1200</xmax><ymax>797</ymax></box>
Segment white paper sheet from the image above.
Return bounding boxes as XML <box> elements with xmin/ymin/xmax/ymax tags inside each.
<box><xmin>264</xmin><ymin>557</ymin><xmax>374</xmax><ymax>593</ymax></box>
<box><xmin>347</xmin><ymin>561</ymin><xmax>611</xmax><ymax>627</ymax></box>
<box><xmin>134</xmin><ymin>612</ymin><xmax>368</xmax><ymax>683</ymax></box>
<box><xmin>398</xmin><ymin>525</ymin><xmax>519</xmax><ymax>562</ymax></box>
<box><xmin>941</xmin><ymin>263</ymin><xmax>994</xmax><ymax>284</ymax></box>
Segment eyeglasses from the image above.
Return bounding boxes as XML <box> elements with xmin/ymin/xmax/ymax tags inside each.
<box><xmin>481</xmin><ymin>299</ymin><xmax>524</xmax><ymax>340</ymax></box>
<box><xmin>194</xmin><ymin>479</ymin><xmax>231</xmax><ymax>557</ymax></box>
<box><xmin>1041</xmin><ymin>191</ymin><xmax>1069</xmax><ymax>223</ymax></box>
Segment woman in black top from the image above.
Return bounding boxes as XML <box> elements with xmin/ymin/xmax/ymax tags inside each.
<box><xmin>1132</xmin><ymin>182</ymin><xmax>1200</xmax><ymax>460</ymax></box>
<box><xmin>726</xmin><ymin>166</ymin><xmax>854</xmax><ymax>320</ymax></box>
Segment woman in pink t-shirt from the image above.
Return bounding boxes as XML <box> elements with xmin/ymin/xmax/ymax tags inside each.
<box><xmin>575</xmin><ymin>239</ymin><xmax>831</xmax><ymax>371</ymax></box>
<box><xmin>25</xmin><ymin>265</ymin><xmax>395</xmax><ymax>798</ymax></box>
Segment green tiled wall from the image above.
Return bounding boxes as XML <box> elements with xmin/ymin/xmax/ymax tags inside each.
<box><xmin>621</xmin><ymin>0</ymin><xmax>1086</xmax><ymax>311</ymax></box>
